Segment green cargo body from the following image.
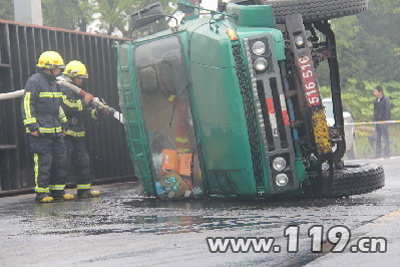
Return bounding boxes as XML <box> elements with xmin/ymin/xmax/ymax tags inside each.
<box><xmin>116</xmin><ymin>4</ymin><xmax>307</xmax><ymax>199</ymax></box>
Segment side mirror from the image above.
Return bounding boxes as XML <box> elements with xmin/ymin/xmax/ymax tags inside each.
<box><xmin>131</xmin><ymin>2</ymin><xmax>165</xmax><ymax>30</ymax></box>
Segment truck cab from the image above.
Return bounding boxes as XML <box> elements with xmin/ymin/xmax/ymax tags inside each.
<box><xmin>116</xmin><ymin>0</ymin><xmax>384</xmax><ymax>199</ymax></box>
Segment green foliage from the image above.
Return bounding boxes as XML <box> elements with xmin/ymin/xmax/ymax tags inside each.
<box><xmin>0</xmin><ymin>0</ymin><xmax>14</xmax><ymax>21</ymax></box>
<box><xmin>94</xmin><ymin>0</ymin><xmax>172</xmax><ymax>37</ymax></box>
<box><xmin>42</xmin><ymin>0</ymin><xmax>91</xmax><ymax>31</ymax></box>
<box><xmin>40</xmin><ymin>0</ymin><xmax>173</xmax><ymax>37</ymax></box>
<box><xmin>321</xmin><ymin>80</ymin><xmax>400</xmax><ymax>123</ymax></box>
<box><xmin>317</xmin><ymin>0</ymin><xmax>400</xmax><ymax>124</ymax></box>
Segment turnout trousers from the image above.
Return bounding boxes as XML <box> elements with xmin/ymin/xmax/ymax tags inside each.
<box><xmin>64</xmin><ymin>136</ymin><xmax>91</xmax><ymax>191</ymax></box>
<box><xmin>28</xmin><ymin>135</ymin><xmax>67</xmax><ymax>194</ymax></box>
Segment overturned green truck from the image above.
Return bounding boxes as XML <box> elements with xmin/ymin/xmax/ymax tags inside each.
<box><xmin>115</xmin><ymin>0</ymin><xmax>384</xmax><ymax>199</ymax></box>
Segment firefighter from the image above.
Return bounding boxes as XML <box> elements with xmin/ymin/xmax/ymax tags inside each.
<box><xmin>60</xmin><ymin>60</ymin><xmax>102</xmax><ymax>198</ymax></box>
<box><xmin>22</xmin><ymin>51</ymin><xmax>74</xmax><ymax>203</ymax></box>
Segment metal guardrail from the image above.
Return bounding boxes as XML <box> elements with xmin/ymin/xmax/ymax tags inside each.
<box><xmin>0</xmin><ymin>19</ymin><xmax>135</xmax><ymax>194</ymax></box>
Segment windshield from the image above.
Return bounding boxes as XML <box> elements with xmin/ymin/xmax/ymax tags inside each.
<box><xmin>134</xmin><ymin>36</ymin><xmax>203</xmax><ymax>198</ymax></box>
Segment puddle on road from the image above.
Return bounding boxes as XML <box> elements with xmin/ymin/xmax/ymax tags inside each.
<box><xmin>2</xmin><ymin>193</ymin><xmax>393</xmax><ymax>237</ymax></box>
<box><xmin>0</xmin><ymin>182</ymin><xmax>395</xmax><ymax>238</ymax></box>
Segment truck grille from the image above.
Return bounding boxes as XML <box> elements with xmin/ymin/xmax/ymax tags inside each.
<box><xmin>243</xmin><ymin>38</ymin><xmax>293</xmax><ymax>155</ymax></box>
<box><xmin>232</xmin><ymin>43</ymin><xmax>265</xmax><ymax>188</ymax></box>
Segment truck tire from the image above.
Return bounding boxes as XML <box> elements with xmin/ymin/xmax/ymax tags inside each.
<box><xmin>303</xmin><ymin>163</ymin><xmax>384</xmax><ymax>198</ymax></box>
<box><xmin>257</xmin><ymin>0</ymin><xmax>368</xmax><ymax>24</ymax></box>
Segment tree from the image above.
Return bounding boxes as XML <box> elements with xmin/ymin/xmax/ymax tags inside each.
<box><xmin>94</xmin><ymin>0</ymin><xmax>173</xmax><ymax>37</ymax></box>
<box><xmin>42</xmin><ymin>0</ymin><xmax>92</xmax><ymax>31</ymax></box>
<box><xmin>0</xmin><ymin>0</ymin><xmax>14</xmax><ymax>21</ymax></box>
<box><xmin>40</xmin><ymin>0</ymin><xmax>174</xmax><ymax>37</ymax></box>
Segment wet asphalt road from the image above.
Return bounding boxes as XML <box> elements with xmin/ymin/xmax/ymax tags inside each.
<box><xmin>1</xmin><ymin>158</ymin><xmax>400</xmax><ymax>267</ymax></box>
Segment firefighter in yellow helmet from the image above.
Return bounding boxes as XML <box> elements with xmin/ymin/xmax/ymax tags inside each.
<box><xmin>21</xmin><ymin>51</ymin><xmax>74</xmax><ymax>203</ymax></box>
<box><xmin>60</xmin><ymin>60</ymin><xmax>102</xmax><ymax>198</ymax></box>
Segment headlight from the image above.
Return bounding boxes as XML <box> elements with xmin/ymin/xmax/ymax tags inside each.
<box><xmin>252</xmin><ymin>41</ymin><xmax>266</xmax><ymax>55</ymax></box>
<box><xmin>253</xmin><ymin>57</ymin><xmax>269</xmax><ymax>72</ymax></box>
<box><xmin>295</xmin><ymin>35</ymin><xmax>305</xmax><ymax>48</ymax></box>
<box><xmin>272</xmin><ymin>157</ymin><xmax>286</xmax><ymax>171</ymax></box>
<box><xmin>321</xmin><ymin>161</ymin><xmax>330</xmax><ymax>171</ymax></box>
<box><xmin>275</xmin><ymin>173</ymin><xmax>289</xmax><ymax>187</ymax></box>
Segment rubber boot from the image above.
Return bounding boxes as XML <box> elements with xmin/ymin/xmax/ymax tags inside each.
<box><xmin>35</xmin><ymin>193</ymin><xmax>54</xmax><ymax>203</ymax></box>
<box><xmin>78</xmin><ymin>189</ymin><xmax>102</xmax><ymax>198</ymax></box>
<box><xmin>51</xmin><ymin>191</ymin><xmax>75</xmax><ymax>201</ymax></box>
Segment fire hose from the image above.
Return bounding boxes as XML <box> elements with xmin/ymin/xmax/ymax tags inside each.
<box><xmin>56</xmin><ymin>77</ymin><xmax>125</xmax><ymax>124</ymax></box>
<box><xmin>0</xmin><ymin>89</ymin><xmax>25</xmax><ymax>100</ymax></box>
<box><xmin>0</xmin><ymin>78</ymin><xmax>125</xmax><ymax>124</ymax></box>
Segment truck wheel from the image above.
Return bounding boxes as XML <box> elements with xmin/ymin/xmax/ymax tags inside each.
<box><xmin>257</xmin><ymin>0</ymin><xmax>368</xmax><ymax>24</ymax></box>
<box><xmin>303</xmin><ymin>163</ymin><xmax>384</xmax><ymax>198</ymax></box>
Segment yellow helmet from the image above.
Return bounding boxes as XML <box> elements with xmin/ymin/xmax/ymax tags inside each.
<box><xmin>37</xmin><ymin>51</ymin><xmax>65</xmax><ymax>69</ymax></box>
<box><xmin>63</xmin><ymin>60</ymin><xmax>88</xmax><ymax>78</ymax></box>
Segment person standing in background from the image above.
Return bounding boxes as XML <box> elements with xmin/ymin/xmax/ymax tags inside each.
<box><xmin>373</xmin><ymin>85</ymin><xmax>391</xmax><ymax>158</ymax></box>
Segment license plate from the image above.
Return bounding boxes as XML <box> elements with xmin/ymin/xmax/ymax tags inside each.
<box><xmin>297</xmin><ymin>55</ymin><xmax>321</xmax><ymax>107</ymax></box>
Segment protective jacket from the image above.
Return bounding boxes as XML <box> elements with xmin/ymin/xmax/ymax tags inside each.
<box><xmin>373</xmin><ymin>94</ymin><xmax>391</xmax><ymax>121</ymax></box>
<box><xmin>60</xmin><ymin>81</ymin><xmax>98</xmax><ymax>137</ymax></box>
<box><xmin>22</xmin><ymin>72</ymin><xmax>67</xmax><ymax>136</ymax></box>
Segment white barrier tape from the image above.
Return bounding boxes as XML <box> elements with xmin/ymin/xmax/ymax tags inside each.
<box><xmin>344</xmin><ymin>120</ymin><xmax>400</xmax><ymax>126</ymax></box>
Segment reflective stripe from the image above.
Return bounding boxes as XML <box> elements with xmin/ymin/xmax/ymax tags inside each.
<box><xmin>168</xmin><ymin>95</ymin><xmax>176</xmax><ymax>102</ymax></box>
<box><xmin>49</xmin><ymin>184</ymin><xmax>66</xmax><ymax>190</ymax></box>
<box><xmin>23</xmin><ymin>118</ymin><xmax>37</xmax><ymax>125</ymax></box>
<box><xmin>62</xmin><ymin>95</ymin><xmax>83</xmax><ymax>111</ymax></box>
<box><xmin>24</xmin><ymin>92</ymin><xmax>32</xmax><ymax>119</ymax></box>
<box><xmin>35</xmin><ymin>187</ymin><xmax>50</xmax><ymax>193</ymax></box>
<box><xmin>59</xmin><ymin>107</ymin><xmax>67</xmax><ymax>123</ymax></box>
<box><xmin>66</xmin><ymin>130</ymin><xmax>86</xmax><ymax>137</ymax></box>
<box><xmin>39</xmin><ymin>92</ymin><xmax>63</xmax><ymax>98</ymax></box>
<box><xmin>77</xmin><ymin>184</ymin><xmax>91</xmax><ymax>190</ymax></box>
<box><xmin>178</xmin><ymin>148</ymin><xmax>191</xmax><ymax>152</ymax></box>
<box><xmin>91</xmin><ymin>109</ymin><xmax>98</xmax><ymax>120</ymax></box>
<box><xmin>34</xmin><ymin>153</ymin><xmax>49</xmax><ymax>193</ymax></box>
<box><xmin>26</xmin><ymin>127</ymin><xmax>62</xmax><ymax>134</ymax></box>
<box><xmin>175</xmin><ymin>137</ymin><xmax>189</xmax><ymax>144</ymax></box>
<box><xmin>34</xmin><ymin>154</ymin><xmax>39</xmax><ymax>188</ymax></box>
